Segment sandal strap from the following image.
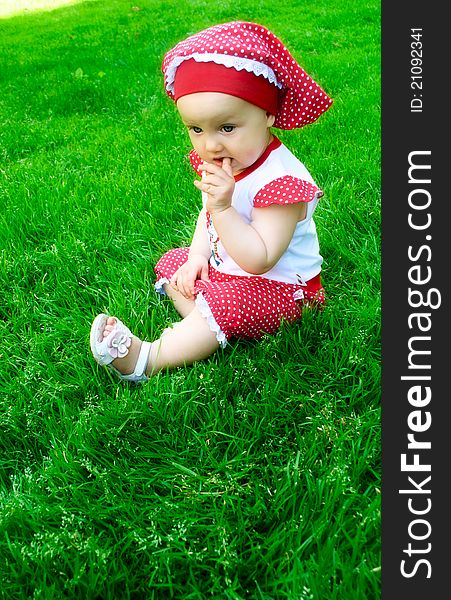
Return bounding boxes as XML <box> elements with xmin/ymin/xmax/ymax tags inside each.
<box><xmin>133</xmin><ymin>341</ymin><xmax>152</xmax><ymax>378</ymax></box>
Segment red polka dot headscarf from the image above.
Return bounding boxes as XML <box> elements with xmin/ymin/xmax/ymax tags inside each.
<box><xmin>162</xmin><ymin>21</ymin><xmax>333</xmax><ymax>130</ymax></box>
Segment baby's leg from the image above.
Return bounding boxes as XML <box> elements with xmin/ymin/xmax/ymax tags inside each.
<box><xmin>163</xmin><ymin>283</ymin><xmax>196</xmax><ymax>318</ymax></box>
<box><xmin>101</xmin><ymin>306</ymin><xmax>219</xmax><ymax>377</ymax></box>
<box><xmin>148</xmin><ymin>306</ymin><xmax>219</xmax><ymax>374</ymax></box>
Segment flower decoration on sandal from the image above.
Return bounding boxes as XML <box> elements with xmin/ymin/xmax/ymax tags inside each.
<box><xmin>106</xmin><ymin>329</ymin><xmax>132</xmax><ymax>359</ymax></box>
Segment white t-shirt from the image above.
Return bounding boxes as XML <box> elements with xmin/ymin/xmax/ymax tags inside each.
<box><xmin>189</xmin><ymin>137</ymin><xmax>324</xmax><ymax>285</ymax></box>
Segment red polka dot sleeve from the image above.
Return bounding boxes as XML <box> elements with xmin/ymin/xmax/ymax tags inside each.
<box><xmin>189</xmin><ymin>150</ymin><xmax>203</xmax><ymax>176</ymax></box>
<box><xmin>253</xmin><ymin>176</ymin><xmax>323</xmax><ymax>207</ymax></box>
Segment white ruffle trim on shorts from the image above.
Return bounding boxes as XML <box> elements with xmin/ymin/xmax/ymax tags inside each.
<box><xmin>155</xmin><ymin>280</ymin><xmax>227</xmax><ymax>347</ymax></box>
<box><xmin>195</xmin><ymin>292</ymin><xmax>228</xmax><ymax>348</ymax></box>
<box><xmin>155</xmin><ymin>277</ymin><xmax>169</xmax><ymax>295</ymax></box>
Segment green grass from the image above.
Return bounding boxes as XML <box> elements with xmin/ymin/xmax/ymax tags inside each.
<box><xmin>0</xmin><ymin>0</ymin><xmax>380</xmax><ymax>598</ymax></box>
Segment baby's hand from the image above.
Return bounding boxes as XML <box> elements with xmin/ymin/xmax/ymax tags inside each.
<box><xmin>194</xmin><ymin>158</ymin><xmax>235</xmax><ymax>215</ymax></box>
<box><xmin>170</xmin><ymin>254</ymin><xmax>210</xmax><ymax>300</ymax></box>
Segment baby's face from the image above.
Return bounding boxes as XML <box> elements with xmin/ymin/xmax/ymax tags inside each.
<box><xmin>177</xmin><ymin>92</ymin><xmax>275</xmax><ymax>176</ymax></box>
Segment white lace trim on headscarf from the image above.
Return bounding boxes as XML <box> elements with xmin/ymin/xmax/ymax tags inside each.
<box><xmin>165</xmin><ymin>53</ymin><xmax>283</xmax><ymax>95</ymax></box>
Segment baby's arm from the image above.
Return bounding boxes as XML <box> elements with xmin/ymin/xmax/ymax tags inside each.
<box><xmin>213</xmin><ymin>202</ymin><xmax>305</xmax><ymax>275</ymax></box>
<box><xmin>170</xmin><ymin>208</ymin><xmax>210</xmax><ymax>299</ymax></box>
<box><xmin>188</xmin><ymin>208</ymin><xmax>211</xmax><ymax>260</ymax></box>
<box><xmin>196</xmin><ymin>158</ymin><xmax>305</xmax><ymax>275</ymax></box>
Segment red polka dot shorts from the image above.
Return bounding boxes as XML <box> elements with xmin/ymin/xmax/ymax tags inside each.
<box><xmin>155</xmin><ymin>248</ymin><xmax>325</xmax><ymax>347</ymax></box>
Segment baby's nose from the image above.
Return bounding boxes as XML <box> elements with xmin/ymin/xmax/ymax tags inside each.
<box><xmin>205</xmin><ymin>135</ymin><xmax>223</xmax><ymax>153</ymax></box>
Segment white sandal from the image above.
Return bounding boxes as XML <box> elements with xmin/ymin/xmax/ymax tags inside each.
<box><xmin>90</xmin><ymin>313</ymin><xmax>151</xmax><ymax>383</ymax></box>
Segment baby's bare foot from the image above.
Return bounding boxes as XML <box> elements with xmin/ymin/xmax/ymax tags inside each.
<box><xmin>103</xmin><ymin>317</ymin><xmax>117</xmax><ymax>338</ymax></box>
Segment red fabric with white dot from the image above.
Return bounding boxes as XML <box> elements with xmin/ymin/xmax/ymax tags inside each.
<box><xmin>189</xmin><ymin>150</ymin><xmax>203</xmax><ymax>176</ymax></box>
<box><xmin>162</xmin><ymin>21</ymin><xmax>333</xmax><ymax>130</ymax></box>
<box><xmin>254</xmin><ymin>175</ymin><xmax>322</xmax><ymax>206</ymax></box>
<box><xmin>155</xmin><ymin>247</ymin><xmax>325</xmax><ymax>343</ymax></box>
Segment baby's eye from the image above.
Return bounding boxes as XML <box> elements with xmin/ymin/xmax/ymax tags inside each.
<box><xmin>191</xmin><ymin>126</ymin><xmax>203</xmax><ymax>134</ymax></box>
<box><xmin>221</xmin><ymin>125</ymin><xmax>235</xmax><ymax>133</ymax></box>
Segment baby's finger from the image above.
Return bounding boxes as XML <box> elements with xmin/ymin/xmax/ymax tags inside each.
<box><xmin>200</xmin><ymin>264</ymin><xmax>210</xmax><ymax>281</ymax></box>
<box><xmin>175</xmin><ymin>277</ymin><xmax>187</xmax><ymax>298</ymax></box>
<box><xmin>193</xmin><ymin>179</ymin><xmax>208</xmax><ymax>192</ymax></box>
<box><xmin>221</xmin><ymin>157</ymin><xmax>233</xmax><ymax>177</ymax></box>
<box><xmin>199</xmin><ymin>161</ymin><xmax>222</xmax><ymax>176</ymax></box>
<box><xmin>194</xmin><ymin>178</ymin><xmax>216</xmax><ymax>195</ymax></box>
<box><xmin>178</xmin><ymin>273</ymin><xmax>194</xmax><ymax>299</ymax></box>
<box><xmin>170</xmin><ymin>272</ymin><xmax>179</xmax><ymax>289</ymax></box>
<box><xmin>181</xmin><ymin>282</ymin><xmax>194</xmax><ymax>300</ymax></box>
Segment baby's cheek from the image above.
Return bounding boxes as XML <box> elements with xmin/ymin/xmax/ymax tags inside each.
<box><xmin>240</xmin><ymin>149</ymin><xmax>262</xmax><ymax>168</ymax></box>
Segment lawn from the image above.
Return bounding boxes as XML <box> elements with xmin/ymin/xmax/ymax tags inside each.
<box><xmin>0</xmin><ymin>0</ymin><xmax>380</xmax><ymax>598</ymax></box>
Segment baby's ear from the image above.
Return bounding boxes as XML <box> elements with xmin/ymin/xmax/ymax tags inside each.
<box><xmin>266</xmin><ymin>113</ymin><xmax>276</xmax><ymax>127</ymax></box>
